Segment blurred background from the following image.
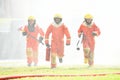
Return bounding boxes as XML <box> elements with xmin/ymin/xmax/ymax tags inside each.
<box><xmin>0</xmin><ymin>0</ymin><xmax>120</xmax><ymax>66</ymax></box>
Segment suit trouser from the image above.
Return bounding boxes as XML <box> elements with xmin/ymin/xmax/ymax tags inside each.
<box><xmin>26</xmin><ymin>48</ymin><xmax>38</xmax><ymax>64</ymax></box>
<box><xmin>84</xmin><ymin>48</ymin><xmax>94</xmax><ymax>66</ymax></box>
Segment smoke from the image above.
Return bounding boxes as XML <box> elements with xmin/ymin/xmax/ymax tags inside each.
<box><xmin>0</xmin><ymin>0</ymin><xmax>120</xmax><ymax>66</ymax></box>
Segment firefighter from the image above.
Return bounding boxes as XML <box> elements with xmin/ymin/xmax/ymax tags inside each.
<box><xmin>21</xmin><ymin>16</ymin><xmax>44</xmax><ymax>66</ymax></box>
<box><xmin>78</xmin><ymin>14</ymin><xmax>101</xmax><ymax>67</ymax></box>
<box><xmin>45</xmin><ymin>14</ymin><xmax>71</xmax><ymax>69</ymax></box>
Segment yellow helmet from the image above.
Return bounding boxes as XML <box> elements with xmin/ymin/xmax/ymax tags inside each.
<box><xmin>28</xmin><ymin>16</ymin><xmax>35</xmax><ymax>20</ymax></box>
<box><xmin>84</xmin><ymin>14</ymin><xmax>93</xmax><ymax>19</ymax></box>
<box><xmin>54</xmin><ymin>13</ymin><xmax>62</xmax><ymax>18</ymax></box>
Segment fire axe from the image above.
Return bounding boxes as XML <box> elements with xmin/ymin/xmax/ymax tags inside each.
<box><xmin>18</xmin><ymin>27</ymin><xmax>44</xmax><ymax>45</ymax></box>
<box><xmin>76</xmin><ymin>33</ymin><xmax>83</xmax><ymax>50</ymax></box>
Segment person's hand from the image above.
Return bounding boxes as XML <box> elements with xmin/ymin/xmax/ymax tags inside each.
<box><xmin>78</xmin><ymin>34</ymin><xmax>81</xmax><ymax>38</ymax></box>
<box><xmin>46</xmin><ymin>44</ymin><xmax>50</xmax><ymax>48</ymax></box>
<box><xmin>39</xmin><ymin>36</ymin><xmax>43</xmax><ymax>43</ymax></box>
<box><xmin>66</xmin><ymin>43</ymin><xmax>70</xmax><ymax>46</ymax></box>
<box><xmin>22</xmin><ymin>32</ymin><xmax>27</xmax><ymax>36</ymax></box>
<box><xmin>92</xmin><ymin>32</ymin><xmax>97</xmax><ymax>36</ymax></box>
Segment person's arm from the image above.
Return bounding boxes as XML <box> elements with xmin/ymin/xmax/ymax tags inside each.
<box><xmin>64</xmin><ymin>25</ymin><xmax>71</xmax><ymax>45</ymax></box>
<box><xmin>45</xmin><ymin>25</ymin><xmax>52</xmax><ymax>47</ymax></box>
<box><xmin>38</xmin><ymin>26</ymin><xmax>44</xmax><ymax>44</ymax></box>
<box><xmin>22</xmin><ymin>26</ymin><xmax>27</xmax><ymax>36</ymax></box>
<box><xmin>78</xmin><ymin>24</ymin><xmax>83</xmax><ymax>38</ymax></box>
<box><xmin>92</xmin><ymin>23</ymin><xmax>101</xmax><ymax>36</ymax></box>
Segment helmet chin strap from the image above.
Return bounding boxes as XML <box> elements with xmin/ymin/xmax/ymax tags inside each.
<box><xmin>54</xmin><ymin>18</ymin><xmax>62</xmax><ymax>25</ymax></box>
<box><xmin>86</xmin><ymin>22</ymin><xmax>92</xmax><ymax>25</ymax></box>
<box><xmin>85</xmin><ymin>19</ymin><xmax>92</xmax><ymax>25</ymax></box>
<box><xmin>28</xmin><ymin>22</ymin><xmax>35</xmax><ymax>32</ymax></box>
<box><xmin>55</xmin><ymin>21</ymin><xmax>61</xmax><ymax>25</ymax></box>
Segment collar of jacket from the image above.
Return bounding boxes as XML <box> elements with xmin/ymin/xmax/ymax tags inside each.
<box><xmin>83</xmin><ymin>21</ymin><xmax>94</xmax><ymax>28</ymax></box>
<box><xmin>52</xmin><ymin>22</ymin><xmax>63</xmax><ymax>28</ymax></box>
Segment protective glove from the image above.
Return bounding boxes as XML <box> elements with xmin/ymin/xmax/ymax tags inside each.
<box><xmin>78</xmin><ymin>34</ymin><xmax>81</xmax><ymax>38</ymax></box>
<box><xmin>66</xmin><ymin>43</ymin><xmax>70</xmax><ymax>46</ymax></box>
<box><xmin>39</xmin><ymin>36</ymin><xmax>43</xmax><ymax>43</ymax></box>
<box><xmin>92</xmin><ymin>32</ymin><xmax>97</xmax><ymax>36</ymax></box>
<box><xmin>22</xmin><ymin>32</ymin><xmax>27</xmax><ymax>36</ymax></box>
<box><xmin>46</xmin><ymin>44</ymin><xmax>50</xmax><ymax>48</ymax></box>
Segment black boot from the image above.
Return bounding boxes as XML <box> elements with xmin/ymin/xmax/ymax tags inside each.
<box><xmin>59</xmin><ymin>58</ymin><xmax>63</xmax><ymax>63</ymax></box>
<box><xmin>27</xmin><ymin>63</ymin><xmax>31</xmax><ymax>67</ymax></box>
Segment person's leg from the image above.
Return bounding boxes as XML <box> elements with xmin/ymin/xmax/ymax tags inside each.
<box><xmin>33</xmin><ymin>50</ymin><xmax>38</xmax><ymax>66</ymax></box>
<box><xmin>83</xmin><ymin>48</ymin><xmax>90</xmax><ymax>64</ymax></box>
<box><xmin>26</xmin><ymin>48</ymin><xmax>33</xmax><ymax>66</ymax></box>
<box><xmin>88</xmin><ymin>51</ymin><xmax>94</xmax><ymax>67</ymax></box>
<box><xmin>59</xmin><ymin>57</ymin><xmax>63</xmax><ymax>63</ymax></box>
<box><xmin>57</xmin><ymin>53</ymin><xmax>63</xmax><ymax>63</ymax></box>
<box><xmin>51</xmin><ymin>53</ymin><xmax>57</xmax><ymax>68</ymax></box>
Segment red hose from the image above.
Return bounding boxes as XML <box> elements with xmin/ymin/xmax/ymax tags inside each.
<box><xmin>0</xmin><ymin>73</ymin><xmax>120</xmax><ymax>80</ymax></box>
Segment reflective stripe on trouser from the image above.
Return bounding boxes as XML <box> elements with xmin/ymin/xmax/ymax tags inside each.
<box><xmin>88</xmin><ymin>52</ymin><xmax>94</xmax><ymax>66</ymax></box>
<box><xmin>26</xmin><ymin>48</ymin><xmax>38</xmax><ymax>64</ymax></box>
<box><xmin>83</xmin><ymin>48</ymin><xmax>90</xmax><ymax>64</ymax></box>
<box><xmin>51</xmin><ymin>53</ymin><xmax>56</xmax><ymax>68</ymax></box>
<box><xmin>83</xmin><ymin>48</ymin><xmax>94</xmax><ymax>65</ymax></box>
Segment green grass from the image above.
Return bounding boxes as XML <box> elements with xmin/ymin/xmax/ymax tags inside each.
<box><xmin>0</xmin><ymin>66</ymin><xmax>120</xmax><ymax>75</ymax></box>
<box><xmin>0</xmin><ymin>66</ymin><xmax>120</xmax><ymax>80</ymax></box>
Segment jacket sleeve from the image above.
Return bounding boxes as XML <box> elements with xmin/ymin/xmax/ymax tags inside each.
<box><xmin>45</xmin><ymin>25</ymin><xmax>52</xmax><ymax>44</ymax></box>
<box><xmin>20</xmin><ymin>25</ymin><xmax>27</xmax><ymax>32</ymax></box>
<box><xmin>93</xmin><ymin>23</ymin><xmax>101</xmax><ymax>36</ymax></box>
<box><xmin>64</xmin><ymin>25</ymin><xmax>71</xmax><ymax>44</ymax></box>
<box><xmin>39</xmin><ymin>27</ymin><xmax>44</xmax><ymax>37</ymax></box>
<box><xmin>78</xmin><ymin>24</ymin><xmax>83</xmax><ymax>37</ymax></box>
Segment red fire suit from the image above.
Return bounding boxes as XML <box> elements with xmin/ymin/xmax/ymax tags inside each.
<box><xmin>23</xmin><ymin>25</ymin><xmax>44</xmax><ymax>65</ymax></box>
<box><xmin>45</xmin><ymin>23</ymin><xmax>71</xmax><ymax>68</ymax></box>
<box><xmin>78</xmin><ymin>22</ymin><xmax>100</xmax><ymax>66</ymax></box>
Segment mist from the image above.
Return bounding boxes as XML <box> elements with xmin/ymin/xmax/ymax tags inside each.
<box><xmin>0</xmin><ymin>0</ymin><xmax>120</xmax><ymax>66</ymax></box>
